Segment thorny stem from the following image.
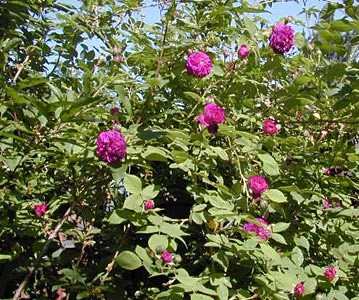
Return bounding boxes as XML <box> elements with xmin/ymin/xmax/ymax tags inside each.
<box><xmin>99</xmin><ymin>223</ymin><xmax>131</xmax><ymax>285</ymax></box>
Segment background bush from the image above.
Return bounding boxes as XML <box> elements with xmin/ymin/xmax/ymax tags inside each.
<box><xmin>0</xmin><ymin>0</ymin><xmax>358</xmax><ymax>299</ymax></box>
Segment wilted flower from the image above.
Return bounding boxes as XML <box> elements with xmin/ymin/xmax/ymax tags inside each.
<box><xmin>114</xmin><ymin>55</ymin><xmax>124</xmax><ymax>63</ymax></box>
<box><xmin>269</xmin><ymin>23</ymin><xmax>295</xmax><ymax>54</ymax></box>
<box><xmin>96</xmin><ymin>130</ymin><xmax>127</xmax><ymax>163</ymax></box>
<box><xmin>186</xmin><ymin>51</ymin><xmax>212</xmax><ymax>77</ymax></box>
<box><xmin>161</xmin><ymin>250</ymin><xmax>173</xmax><ymax>263</ymax></box>
<box><xmin>196</xmin><ymin>102</ymin><xmax>226</xmax><ymax>130</ymax></box>
<box><xmin>248</xmin><ymin>175</ymin><xmax>269</xmax><ymax>194</ymax></box>
<box><xmin>34</xmin><ymin>203</ymin><xmax>47</xmax><ymax>217</ymax></box>
<box><xmin>294</xmin><ymin>282</ymin><xmax>305</xmax><ymax>296</ymax></box>
<box><xmin>144</xmin><ymin>200</ymin><xmax>155</xmax><ymax>210</ymax></box>
<box><xmin>110</xmin><ymin>107</ymin><xmax>120</xmax><ymax>115</ymax></box>
<box><xmin>263</xmin><ymin>119</ymin><xmax>279</xmax><ymax>135</ymax></box>
<box><xmin>324</xmin><ymin>267</ymin><xmax>337</xmax><ymax>281</ymax></box>
<box><xmin>238</xmin><ymin>44</ymin><xmax>250</xmax><ymax>58</ymax></box>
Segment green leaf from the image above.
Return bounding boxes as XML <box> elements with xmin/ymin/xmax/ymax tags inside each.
<box><xmin>264</xmin><ymin>189</ymin><xmax>287</xmax><ymax>203</ymax></box>
<box><xmin>0</xmin><ymin>254</ymin><xmax>13</xmax><ymax>262</ymax></box>
<box><xmin>190</xmin><ymin>294</ymin><xmax>215</xmax><ymax>300</ymax></box>
<box><xmin>115</xmin><ymin>251</ymin><xmax>142</xmax><ymax>270</ymax></box>
<box><xmin>124</xmin><ymin>174</ymin><xmax>142</xmax><ymax>194</ymax></box>
<box><xmin>148</xmin><ymin>234</ymin><xmax>168</xmax><ymax>253</ymax></box>
<box><xmin>123</xmin><ymin>194</ymin><xmax>143</xmax><ymax>212</ymax></box>
<box><xmin>142</xmin><ymin>146</ymin><xmax>168</xmax><ymax>162</ymax></box>
<box><xmin>141</xmin><ymin>185</ymin><xmax>159</xmax><ymax>200</ymax></box>
<box><xmin>258</xmin><ymin>154</ymin><xmax>280</xmax><ymax>176</ymax></box>
<box><xmin>209</xmin><ymin>146</ymin><xmax>228</xmax><ymax>161</ymax></box>
<box><xmin>271</xmin><ymin>233</ymin><xmax>287</xmax><ymax>245</ymax></box>
<box><xmin>294</xmin><ymin>236</ymin><xmax>310</xmax><ymax>251</ymax></box>
<box><xmin>260</xmin><ymin>244</ymin><xmax>281</xmax><ymax>262</ymax></box>
<box><xmin>272</xmin><ymin>222</ymin><xmax>290</xmax><ymax>233</ymax></box>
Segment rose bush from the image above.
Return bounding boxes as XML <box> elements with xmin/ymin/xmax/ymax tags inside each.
<box><xmin>0</xmin><ymin>0</ymin><xmax>358</xmax><ymax>300</ymax></box>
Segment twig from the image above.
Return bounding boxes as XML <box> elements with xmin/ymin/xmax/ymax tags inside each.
<box><xmin>13</xmin><ymin>201</ymin><xmax>77</xmax><ymax>300</ymax></box>
<box><xmin>12</xmin><ymin>55</ymin><xmax>30</xmax><ymax>85</ymax></box>
<box><xmin>99</xmin><ymin>223</ymin><xmax>131</xmax><ymax>285</ymax></box>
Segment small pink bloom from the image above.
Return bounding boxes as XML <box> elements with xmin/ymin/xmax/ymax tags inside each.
<box><xmin>297</xmin><ymin>113</ymin><xmax>303</xmax><ymax>120</ymax></box>
<box><xmin>263</xmin><ymin>119</ymin><xmax>278</xmax><ymax>135</ymax></box>
<box><xmin>196</xmin><ymin>102</ymin><xmax>225</xmax><ymax>132</ymax></box>
<box><xmin>248</xmin><ymin>175</ymin><xmax>269</xmax><ymax>194</ymax></box>
<box><xmin>186</xmin><ymin>51</ymin><xmax>212</xmax><ymax>77</ymax></box>
<box><xmin>324</xmin><ymin>267</ymin><xmax>337</xmax><ymax>281</ymax></box>
<box><xmin>243</xmin><ymin>222</ymin><xmax>257</xmax><ymax>233</ymax></box>
<box><xmin>294</xmin><ymin>70</ymin><xmax>300</xmax><ymax>77</ymax></box>
<box><xmin>223</xmin><ymin>49</ymin><xmax>230</xmax><ymax>57</ymax></box>
<box><xmin>323</xmin><ymin>167</ymin><xmax>331</xmax><ymax>175</ymax></box>
<box><xmin>294</xmin><ymin>282</ymin><xmax>305</xmax><ymax>296</ymax></box>
<box><xmin>324</xmin><ymin>199</ymin><xmax>331</xmax><ymax>209</ymax></box>
<box><xmin>34</xmin><ymin>203</ymin><xmax>47</xmax><ymax>217</ymax></box>
<box><xmin>238</xmin><ymin>44</ymin><xmax>250</xmax><ymax>58</ymax></box>
<box><xmin>161</xmin><ymin>250</ymin><xmax>173</xmax><ymax>263</ymax></box>
<box><xmin>144</xmin><ymin>200</ymin><xmax>155</xmax><ymax>210</ymax></box>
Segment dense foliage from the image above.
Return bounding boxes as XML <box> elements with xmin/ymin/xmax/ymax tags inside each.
<box><xmin>0</xmin><ymin>0</ymin><xmax>358</xmax><ymax>299</ymax></box>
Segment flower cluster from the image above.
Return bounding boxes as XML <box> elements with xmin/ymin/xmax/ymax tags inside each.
<box><xmin>269</xmin><ymin>23</ymin><xmax>295</xmax><ymax>53</ymax></box>
<box><xmin>243</xmin><ymin>218</ymin><xmax>271</xmax><ymax>240</ymax></box>
<box><xmin>96</xmin><ymin>130</ymin><xmax>127</xmax><ymax>163</ymax></box>
<box><xmin>186</xmin><ymin>51</ymin><xmax>212</xmax><ymax>77</ymax></box>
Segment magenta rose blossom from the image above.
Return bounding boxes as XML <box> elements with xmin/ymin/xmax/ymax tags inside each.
<box><xmin>324</xmin><ymin>267</ymin><xmax>337</xmax><ymax>281</ymax></box>
<box><xmin>243</xmin><ymin>218</ymin><xmax>271</xmax><ymax>240</ymax></box>
<box><xmin>263</xmin><ymin>119</ymin><xmax>278</xmax><ymax>135</ymax></box>
<box><xmin>248</xmin><ymin>175</ymin><xmax>269</xmax><ymax>194</ymax></box>
<box><xmin>294</xmin><ymin>282</ymin><xmax>305</xmax><ymax>296</ymax></box>
<box><xmin>197</xmin><ymin>102</ymin><xmax>226</xmax><ymax>127</ymax></box>
<box><xmin>269</xmin><ymin>23</ymin><xmax>295</xmax><ymax>54</ymax></box>
<box><xmin>96</xmin><ymin>130</ymin><xmax>127</xmax><ymax>163</ymax></box>
<box><xmin>144</xmin><ymin>200</ymin><xmax>155</xmax><ymax>210</ymax></box>
<box><xmin>161</xmin><ymin>250</ymin><xmax>173</xmax><ymax>263</ymax></box>
<box><xmin>186</xmin><ymin>51</ymin><xmax>212</xmax><ymax>77</ymax></box>
<box><xmin>238</xmin><ymin>44</ymin><xmax>250</xmax><ymax>58</ymax></box>
<box><xmin>34</xmin><ymin>203</ymin><xmax>47</xmax><ymax>217</ymax></box>
<box><xmin>324</xmin><ymin>199</ymin><xmax>331</xmax><ymax>209</ymax></box>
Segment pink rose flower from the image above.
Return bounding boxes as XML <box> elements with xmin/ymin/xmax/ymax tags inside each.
<box><xmin>294</xmin><ymin>282</ymin><xmax>305</xmax><ymax>296</ymax></box>
<box><xmin>324</xmin><ymin>199</ymin><xmax>331</xmax><ymax>209</ymax></box>
<box><xmin>324</xmin><ymin>267</ymin><xmax>337</xmax><ymax>281</ymax></box>
<box><xmin>161</xmin><ymin>250</ymin><xmax>173</xmax><ymax>263</ymax></box>
<box><xmin>96</xmin><ymin>130</ymin><xmax>127</xmax><ymax>163</ymax></box>
<box><xmin>297</xmin><ymin>113</ymin><xmax>303</xmax><ymax>120</ymax></box>
<box><xmin>196</xmin><ymin>102</ymin><xmax>226</xmax><ymax>127</ymax></box>
<box><xmin>186</xmin><ymin>51</ymin><xmax>212</xmax><ymax>77</ymax></box>
<box><xmin>243</xmin><ymin>218</ymin><xmax>271</xmax><ymax>240</ymax></box>
<box><xmin>263</xmin><ymin>119</ymin><xmax>279</xmax><ymax>135</ymax></box>
<box><xmin>34</xmin><ymin>203</ymin><xmax>47</xmax><ymax>217</ymax></box>
<box><xmin>269</xmin><ymin>23</ymin><xmax>295</xmax><ymax>54</ymax></box>
<box><xmin>144</xmin><ymin>200</ymin><xmax>155</xmax><ymax>210</ymax></box>
<box><xmin>238</xmin><ymin>44</ymin><xmax>250</xmax><ymax>58</ymax></box>
<box><xmin>323</xmin><ymin>167</ymin><xmax>331</xmax><ymax>175</ymax></box>
<box><xmin>248</xmin><ymin>175</ymin><xmax>269</xmax><ymax>194</ymax></box>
